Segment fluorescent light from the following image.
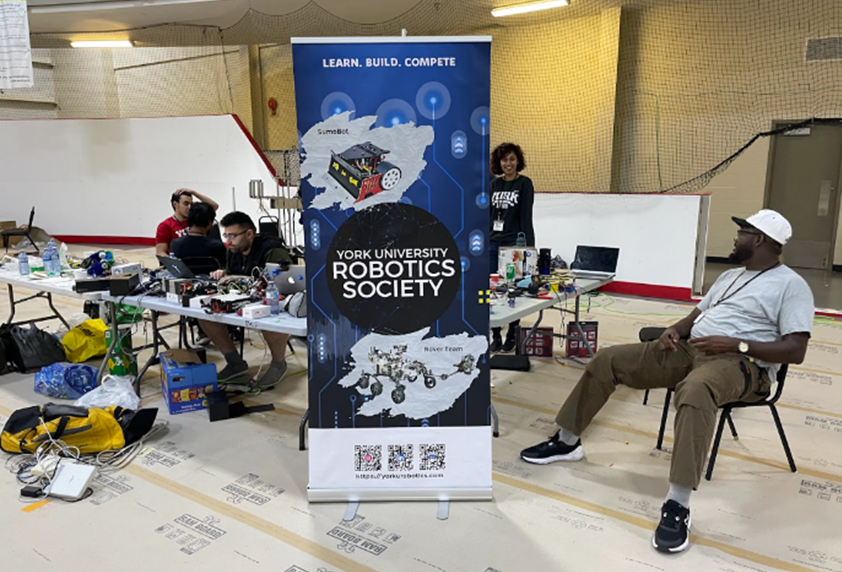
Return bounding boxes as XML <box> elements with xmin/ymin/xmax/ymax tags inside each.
<box><xmin>70</xmin><ymin>40</ymin><xmax>133</xmax><ymax>48</ymax></box>
<box><xmin>492</xmin><ymin>0</ymin><xmax>569</xmax><ymax>17</ymax></box>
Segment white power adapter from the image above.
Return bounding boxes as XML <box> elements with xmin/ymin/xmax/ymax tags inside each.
<box><xmin>44</xmin><ymin>462</ymin><xmax>97</xmax><ymax>500</ymax></box>
<box><xmin>30</xmin><ymin>456</ymin><xmax>60</xmax><ymax>478</ymax></box>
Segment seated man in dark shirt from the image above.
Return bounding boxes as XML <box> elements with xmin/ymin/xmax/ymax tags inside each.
<box><xmin>200</xmin><ymin>211</ymin><xmax>292</xmax><ymax>388</ymax></box>
<box><xmin>170</xmin><ymin>202</ymin><xmax>227</xmax><ymax>275</ymax></box>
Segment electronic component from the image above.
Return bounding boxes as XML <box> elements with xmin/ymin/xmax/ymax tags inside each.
<box><xmin>112</xmin><ymin>262</ymin><xmax>143</xmax><ymax>276</ymax></box>
<box><xmin>43</xmin><ymin>462</ymin><xmax>97</xmax><ymax>501</ymax></box>
<box><xmin>108</xmin><ymin>273</ymin><xmax>141</xmax><ymax>296</ymax></box>
<box><xmin>242</xmin><ymin>303</ymin><xmax>271</xmax><ymax>320</ymax></box>
<box><xmin>74</xmin><ymin>277</ymin><xmax>111</xmax><ymax>293</ymax></box>
<box><xmin>20</xmin><ymin>485</ymin><xmax>44</xmax><ymax>498</ymax></box>
<box><xmin>204</xmin><ymin>293</ymin><xmax>253</xmax><ymax>314</ymax></box>
<box><xmin>189</xmin><ymin>295</ymin><xmax>214</xmax><ymax>309</ymax></box>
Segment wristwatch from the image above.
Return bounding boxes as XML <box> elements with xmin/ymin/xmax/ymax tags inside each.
<box><xmin>738</xmin><ymin>340</ymin><xmax>749</xmax><ymax>354</ymax></box>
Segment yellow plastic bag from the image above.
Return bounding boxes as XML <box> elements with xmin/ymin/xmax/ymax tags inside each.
<box><xmin>62</xmin><ymin>319</ymin><xmax>108</xmax><ymax>363</ymax></box>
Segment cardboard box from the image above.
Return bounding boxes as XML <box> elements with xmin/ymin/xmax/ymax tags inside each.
<box><xmin>160</xmin><ymin>349</ymin><xmax>217</xmax><ymax>415</ymax></box>
<box><xmin>520</xmin><ymin>326</ymin><xmax>554</xmax><ymax>357</ymax></box>
<box><xmin>0</xmin><ymin>220</ymin><xmax>23</xmax><ymax>248</ymax></box>
<box><xmin>498</xmin><ymin>247</ymin><xmax>538</xmax><ymax>279</ymax></box>
<box><xmin>566</xmin><ymin>321</ymin><xmax>599</xmax><ymax>358</ymax></box>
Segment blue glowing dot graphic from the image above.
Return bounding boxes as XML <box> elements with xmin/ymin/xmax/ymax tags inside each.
<box><xmin>416</xmin><ymin>81</ymin><xmax>452</xmax><ymax>120</ymax></box>
<box><xmin>470</xmin><ymin>106</ymin><xmax>491</xmax><ymax>135</ymax></box>
<box><xmin>375</xmin><ymin>98</ymin><xmax>417</xmax><ymax>128</ymax></box>
<box><xmin>320</xmin><ymin>91</ymin><xmax>356</xmax><ymax>120</ymax></box>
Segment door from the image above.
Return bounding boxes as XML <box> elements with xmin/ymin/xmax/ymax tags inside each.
<box><xmin>766</xmin><ymin>122</ymin><xmax>842</xmax><ymax>270</ymax></box>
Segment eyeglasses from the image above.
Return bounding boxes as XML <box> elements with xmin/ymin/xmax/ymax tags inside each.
<box><xmin>222</xmin><ymin>230</ymin><xmax>248</xmax><ymax>240</ymax></box>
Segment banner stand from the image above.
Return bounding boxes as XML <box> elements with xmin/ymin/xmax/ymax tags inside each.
<box><xmin>293</xmin><ymin>36</ymin><xmax>493</xmax><ymax>503</ymax></box>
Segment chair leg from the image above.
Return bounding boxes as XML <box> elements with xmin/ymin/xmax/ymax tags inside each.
<box><xmin>726</xmin><ymin>413</ymin><xmax>739</xmax><ymax>440</ymax></box>
<box><xmin>239</xmin><ymin>327</ymin><xmax>245</xmax><ymax>358</ymax></box>
<box><xmin>643</xmin><ymin>389</ymin><xmax>649</xmax><ymax>406</ymax></box>
<box><xmin>769</xmin><ymin>405</ymin><xmax>797</xmax><ymax>473</ymax></box>
<box><xmin>287</xmin><ymin>340</ymin><xmax>295</xmax><ymax>355</ymax></box>
<box><xmin>705</xmin><ymin>409</ymin><xmax>730</xmax><ymax>481</ymax></box>
<box><xmin>656</xmin><ymin>388</ymin><xmax>672</xmax><ymax>450</ymax></box>
<box><xmin>490</xmin><ymin>404</ymin><xmax>500</xmax><ymax>438</ymax></box>
<box><xmin>299</xmin><ymin>409</ymin><xmax>309</xmax><ymax>451</ymax></box>
<box><xmin>27</xmin><ymin>232</ymin><xmax>39</xmax><ymax>254</ymax></box>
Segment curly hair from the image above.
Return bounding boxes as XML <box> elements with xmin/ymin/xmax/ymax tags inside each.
<box><xmin>490</xmin><ymin>142</ymin><xmax>526</xmax><ymax>175</ymax></box>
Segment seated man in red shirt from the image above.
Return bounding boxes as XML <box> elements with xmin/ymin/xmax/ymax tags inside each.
<box><xmin>155</xmin><ymin>188</ymin><xmax>219</xmax><ymax>257</ymax></box>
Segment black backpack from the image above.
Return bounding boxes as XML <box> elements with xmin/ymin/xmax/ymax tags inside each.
<box><xmin>0</xmin><ymin>324</ymin><xmax>66</xmax><ymax>373</ymax></box>
<box><xmin>0</xmin><ymin>334</ymin><xmax>11</xmax><ymax>375</ymax></box>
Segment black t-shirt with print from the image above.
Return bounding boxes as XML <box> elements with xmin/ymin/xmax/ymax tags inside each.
<box><xmin>489</xmin><ymin>175</ymin><xmax>535</xmax><ymax>245</ymax></box>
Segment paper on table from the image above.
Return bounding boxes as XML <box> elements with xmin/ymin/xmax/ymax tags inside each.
<box><xmin>0</xmin><ymin>0</ymin><xmax>34</xmax><ymax>89</ymax></box>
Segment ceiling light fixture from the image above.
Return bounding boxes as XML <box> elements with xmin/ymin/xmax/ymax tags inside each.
<box><xmin>70</xmin><ymin>40</ymin><xmax>133</xmax><ymax>48</ymax></box>
<box><xmin>491</xmin><ymin>0</ymin><xmax>569</xmax><ymax>18</ymax></box>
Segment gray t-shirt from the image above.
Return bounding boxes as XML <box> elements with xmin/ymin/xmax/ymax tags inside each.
<box><xmin>691</xmin><ymin>265</ymin><xmax>814</xmax><ymax>379</ymax></box>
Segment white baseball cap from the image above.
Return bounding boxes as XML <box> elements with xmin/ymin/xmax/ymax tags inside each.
<box><xmin>731</xmin><ymin>209</ymin><xmax>792</xmax><ymax>245</ymax></box>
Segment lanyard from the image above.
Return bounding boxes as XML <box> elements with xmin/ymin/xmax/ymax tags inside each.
<box><xmin>712</xmin><ymin>262</ymin><xmax>780</xmax><ymax>308</ymax></box>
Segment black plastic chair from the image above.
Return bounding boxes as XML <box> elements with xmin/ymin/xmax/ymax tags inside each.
<box><xmin>639</xmin><ymin>327</ymin><xmax>796</xmax><ymax>481</ymax></box>
<box><xmin>2</xmin><ymin>207</ymin><xmax>38</xmax><ymax>254</ymax></box>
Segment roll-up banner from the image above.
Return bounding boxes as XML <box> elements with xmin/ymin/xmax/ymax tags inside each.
<box><xmin>293</xmin><ymin>36</ymin><xmax>492</xmax><ymax>502</ymax></box>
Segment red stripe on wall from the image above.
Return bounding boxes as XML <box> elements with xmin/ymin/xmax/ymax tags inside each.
<box><xmin>53</xmin><ymin>235</ymin><xmax>156</xmax><ymax>246</ymax></box>
<box><xmin>597</xmin><ymin>281</ymin><xmax>695</xmax><ymax>302</ymax></box>
<box><xmin>230</xmin><ymin>114</ymin><xmax>278</xmax><ymax>180</ymax></box>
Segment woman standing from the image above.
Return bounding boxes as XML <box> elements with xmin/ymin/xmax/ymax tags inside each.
<box><xmin>489</xmin><ymin>142</ymin><xmax>535</xmax><ymax>353</ymax></box>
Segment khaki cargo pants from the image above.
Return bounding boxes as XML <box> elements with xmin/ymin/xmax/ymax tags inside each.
<box><xmin>555</xmin><ymin>340</ymin><xmax>772</xmax><ymax>489</ymax></box>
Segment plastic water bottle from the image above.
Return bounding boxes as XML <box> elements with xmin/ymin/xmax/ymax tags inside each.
<box><xmin>18</xmin><ymin>251</ymin><xmax>30</xmax><ymax>276</ymax></box>
<box><xmin>265</xmin><ymin>278</ymin><xmax>281</xmax><ymax>316</ymax></box>
<box><xmin>49</xmin><ymin>248</ymin><xmax>60</xmax><ymax>276</ymax></box>
<box><xmin>43</xmin><ymin>244</ymin><xmax>53</xmax><ymax>275</ymax></box>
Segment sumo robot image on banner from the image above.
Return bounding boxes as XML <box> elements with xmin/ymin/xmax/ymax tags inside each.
<box><xmin>328</xmin><ymin>141</ymin><xmax>402</xmax><ymax>203</ymax></box>
<box><xmin>355</xmin><ymin>344</ymin><xmax>478</xmax><ymax>405</ymax></box>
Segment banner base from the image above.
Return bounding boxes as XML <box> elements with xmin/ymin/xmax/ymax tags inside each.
<box><xmin>308</xmin><ymin>487</ymin><xmax>493</xmax><ymax>503</ymax></box>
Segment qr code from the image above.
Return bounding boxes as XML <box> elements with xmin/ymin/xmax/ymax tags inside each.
<box><xmin>388</xmin><ymin>445</ymin><xmax>413</xmax><ymax>471</ymax></box>
<box><xmin>355</xmin><ymin>445</ymin><xmax>382</xmax><ymax>472</ymax></box>
<box><xmin>419</xmin><ymin>444</ymin><xmax>446</xmax><ymax>471</ymax></box>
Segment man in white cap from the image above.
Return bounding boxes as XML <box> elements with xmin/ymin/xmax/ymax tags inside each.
<box><xmin>519</xmin><ymin>209</ymin><xmax>814</xmax><ymax>554</ymax></box>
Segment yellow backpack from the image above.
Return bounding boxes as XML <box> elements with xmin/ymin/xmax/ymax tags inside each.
<box><xmin>1</xmin><ymin>403</ymin><xmax>157</xmax><ymax>454</ymax></box>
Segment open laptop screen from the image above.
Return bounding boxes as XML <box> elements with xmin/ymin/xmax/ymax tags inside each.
<box><xmin>572</xmin><ymin>246</ymin><xmax>619</xmax><ymax>273</ymax></box>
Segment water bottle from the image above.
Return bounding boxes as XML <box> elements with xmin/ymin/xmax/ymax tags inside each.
<box><xmin>47</xmin><ymin>240</ymin><xmax>58</xmax><ymax>275</ymax></box>
<box><xmin>18</xmin><ymin>251</ymin><xmax>30</xmax><ymax>276</ymax></box>
<box><xmin>43</xmin><ymin>244</ymin><xmax>53</xmax><ymax>275</ymax></box>
<box><xmin>266</xmin><ymin>280</ymin><xmax>281</xmax><ymax>316</ymax></box>
<box><xmin>49</xmin><ymin>248</ymin><xmax>60</xmax><ymax>276</ymax></box>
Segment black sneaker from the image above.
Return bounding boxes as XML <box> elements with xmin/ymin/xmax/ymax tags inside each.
<box><xmin>653</xmin><ymin>500</ymin><xmax>691</xmax><ymax>553</ymax></box>
<box><xmin>489</xmin><ymin>336</ymin><xmax>503</xmax><ymax>353</ymax></box>
<box><xmin>500</xmin><ymin>337</ymin><xmax>517</xmax><ymax>353</ymax></box>
<box><xmin>520</xmin><ymin>433</ymin><xmax>584</xmax><ymax>464</ymax></box>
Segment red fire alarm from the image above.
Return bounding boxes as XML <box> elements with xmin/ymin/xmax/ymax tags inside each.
<box><xmin>267</xmin><ymin>97</ymin><xmax>278</xmax><ymax>116</ymax></box>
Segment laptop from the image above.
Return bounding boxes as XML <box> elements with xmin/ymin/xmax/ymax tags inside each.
<box><xmin>157</xmin><ymin>255</ymin><xmax>195</xmax><ymax>279</ymax></box>
<box><xmin>569</xmin><ymin>245</ymin><xmax>619</xmax><ymax>280</ymax></box>
<box><xmin>266</xmin><ymin>263</ymin><xmax>306</xmax><ymax>295</ymax></box>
